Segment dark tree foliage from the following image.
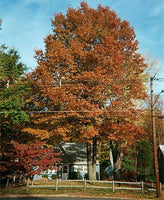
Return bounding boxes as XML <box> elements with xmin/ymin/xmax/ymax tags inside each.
<box><xmin>0</xmin><ymin>45</ymin><xmax>30</xmax><ymax>154</ymax></box>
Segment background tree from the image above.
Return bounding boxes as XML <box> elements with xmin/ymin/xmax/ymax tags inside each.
<box><xmin>26</xmin><ymin>2</ymin><xmax>148</xmax><ymax>180</ymax></box>
<box><xmin>0</xmin><ymin>44</ymin><xmax>33</xmax><ymax>187</ymax></box>
<box><xmin>0</xmin><ymin>45</ymin><xmax>30</xmax><ymax>155</ymax></box>
<box><xmin>99</xmin><ymin>140</ymin><xmax>138</xmax><ymax>180</ymax></box>
<box><xmin>154</xmin><ymin>97</ymin><xmax>164</xmax><ymax>145</ymax></box>
<box><xmin>137</xmin><ymin>140</ymin><xmax>153</xmax><ymax>181</ymax></box>
<box><xmin>139</xmin><ymin>95</ymin><xmax>164</xmax><ymax>144</ymax></box>
<box><xmin>0</xmin><ymin>140</ymin><xmax>61</xmax><ymax>185</ymax></box>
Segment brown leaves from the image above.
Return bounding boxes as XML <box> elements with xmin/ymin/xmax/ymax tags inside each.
<box><xmin>26</xmin><ymin>2</ymin><xmax>148</xmax><ymax>146</ymax></box>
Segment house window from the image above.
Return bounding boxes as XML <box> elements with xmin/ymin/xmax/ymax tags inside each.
<box><xmin>63</xmin><ymin>165</ymin><xmax>68</xmax><ymax>173</ymax></box>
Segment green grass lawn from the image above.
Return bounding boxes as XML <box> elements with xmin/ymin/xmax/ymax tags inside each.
<box><xmin>1</xmin><ymin>183</ymin><xmax>163</xmax><ymax>199</ymax></box>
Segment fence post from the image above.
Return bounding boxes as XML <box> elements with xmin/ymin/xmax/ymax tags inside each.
<box><xmin>151</xmin><ymin>181</ymin><xmax>154</xmax><ymax>188</ymax></box>
<box><xmin>112</xmin><ymin>180</ymin><xmax>115</xmax><ymax>192</ymax></box>
<box><xmin>6</xmin><ymin>177</ymin><xmax>9</xmax><ymax>188</ymax></box>
<box><xmin>31</xmin><ymin>179</ymin><xmax>34</xmax><ymax>186</ymax></box>
<box><xmin>55</xmin><ymin>178</ymin><xmax>58</xmax><ymax>191</ymax></box>
<box><xmin>160</xmin><ymin>182</ymin><xmax>162</xmax><ymax>191</ymax></box>
<box><xmin>141</xmin><ymin>181</ymin><xmax>144</xmax><ymax>193</ymax></box>
<box><xmin>84</xmin><ymin>178</ymin><xmax>87</xmax><ymax>192</ymax></box>
<box><xmin>26</xmin><ymin>178</ymin><xmax>29</xmax><ymax>191</ymax></box>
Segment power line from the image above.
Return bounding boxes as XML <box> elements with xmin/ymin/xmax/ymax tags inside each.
<box><xmin>0</xmin><ymin>109</ymin><xmax>148</xmax><ymax>114</ymax></box>
<box><xmin>1</xmin><ymin>77</ymin><xmax>163</xmax><ymax>88</ymax></box>
<box><xmin>0</xmin><ymin>80</ymin><xmax>143</xmax><ymax>87</ymax></box>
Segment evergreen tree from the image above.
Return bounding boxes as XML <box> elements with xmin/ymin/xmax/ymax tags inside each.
<box><xmin>137</xmin><ymin>140</ymin><xmax>153</xmax><ymax>180</ymax></box>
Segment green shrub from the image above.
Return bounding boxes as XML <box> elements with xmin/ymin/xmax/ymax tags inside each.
<box><xmin>42</xmin><ymin>174</ymin><xmax>48</xmax><ymax>179</ymax></box>
<box><xmin>51</xmin><ymin>174</ymin><xmax>57</xmax><ymax>179</ymax></box>
<box><xmin>77</xmin><ymin>171</ymin><xmax>83</xmax><ymax>180</ymax></box>
<box><xmin>69</xmin><ymin>171</ymin><xmax>82</xmax><ymax>180</ymax></box>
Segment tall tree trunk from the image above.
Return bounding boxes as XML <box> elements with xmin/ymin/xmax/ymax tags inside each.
<box><xmin>92</xmin><ymin>139</ymin><xmax>97</xmax><ymax>180</ymax></box>
<box><xmin>87</xmin><ymin>143</ymin><xmax>92</xmax><ymax>180</ymax></box>
<box><xmin>87</xmin><ymin>140</ymin><xmax>97</xmax><ymax>180</ymax></box>
<box><xmin>114</xmin><ymin>152</ymin><xmax>123</xmax><ymax>180</ymax></box>
<box><xmin>108</xmin><ymin>141</ymin><xmax>114</xmax><ymax>179</ymax></box>
<box><xmin>135</xmin><ymin>147</ymin><xmax>138</xmax><ymax>173</ymax></box>
<box><xmin>109</xmin><ymin>141</ymin><xmax>114</xmax><ymax>168</ymax></box>
<box><xmin>109</xmin><ymin>141</ymin><xmax>123</xmax><ymax>180</ymax></box>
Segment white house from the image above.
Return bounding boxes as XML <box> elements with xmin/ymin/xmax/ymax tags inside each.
<box><xmin>54</xmin><ymin>143</ymin><xmax>100</xmax><ymax>180</ymax></box>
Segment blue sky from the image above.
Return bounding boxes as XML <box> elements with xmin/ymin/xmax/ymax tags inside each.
<box><xmin>0</xmin><ymin>0</ymin><xmax>164</xmax><ymax>95</ymax></box>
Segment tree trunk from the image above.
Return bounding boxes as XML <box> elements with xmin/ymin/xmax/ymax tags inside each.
<box><xmin>114</xmin><ymin>152</ymin><xmax>123</xmax><ymax>180</ymax></box>
<box><xmin>109</xmin><ymin>142</ymin><xmax>123</xmax><ymax>180</ymax></box>
<box><xmin>109</xmin><ymin>146</ymin><xmax>114</xmax><ymax>168</ymax></box>
<box><xmin>135</xmin><ymin>148</ymin><xmax>138</xmax><ymax>173</ymax></box>
<box><xmin>87</xmin><ymin>143</ymin><xmax>92</xmax><ymax>180</ymax></box>
<box><xmin>92</xmin><ymin>139</ymin><xmax>97</xmax><ymax>180</ymax></box>
<box><xmin>87</xmin><ymin>140</ymin><xmax>97</xmax><ymax>180</ymax></box>
<box><xmin>108</xmin><ymin>141</ymin><xmax>114</xmax><ymax>179</ymax></box>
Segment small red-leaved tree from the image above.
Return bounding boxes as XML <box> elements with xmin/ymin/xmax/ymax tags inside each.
<box><xmin>1</xmin><ymin>140</ymin><xmax>61</xmax><ymax>181</ymax></box>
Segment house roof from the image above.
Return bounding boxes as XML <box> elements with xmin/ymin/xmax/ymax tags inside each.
<box><xmin>54</xmin><ymin>143</ymin><xmax>87</xmax><ymax>164</ymax></box>
<box><xmin>159</xmin><ymin>145</ymin><xmax>164</xmax><ymax>156</ymax></box>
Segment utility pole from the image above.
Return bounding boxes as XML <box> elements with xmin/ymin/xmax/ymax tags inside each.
<box><xmin>150</xmin><ymin>77</ymin><xmax>160</xmax><ymax>198</ymax></box>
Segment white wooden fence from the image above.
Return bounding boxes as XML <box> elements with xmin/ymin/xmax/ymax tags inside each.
<box><xmin>27</xmin><ymin>178</ymin><xmax>157</xmax><ymax>193</ymax></box>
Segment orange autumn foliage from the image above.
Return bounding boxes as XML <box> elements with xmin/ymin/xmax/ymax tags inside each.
<box><xmin>26</xmin><ymin>2</ymin><xmax>147</xmax><ymax>146</ymax></box>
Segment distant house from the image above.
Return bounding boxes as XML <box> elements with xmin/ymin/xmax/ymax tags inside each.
<box><xmin>34</xmin><ymin>142</ymin><xmax>100</xmax><ymax>180</ymax></box>
<box><xmin>158</xmin><ymin>145</ymin><xmax>164</xmax><ymax>184</ymax></box>
<box><xmin>54</xmin><ymin>143</ymin><xmax>100</xmax><ymax>180</ymax></box>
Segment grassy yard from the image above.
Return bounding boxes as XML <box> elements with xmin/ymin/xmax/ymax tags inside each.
<box><xmin>0</xmin><ymin>180</ymin><xmax>164</xmax><ymax>200</ymax></box>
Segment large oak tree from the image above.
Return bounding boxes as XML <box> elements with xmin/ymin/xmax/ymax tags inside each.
<box><xmin>26</xmin><ymin>2</ymin><xmax>148</xmax><ymax>180</ymax></box>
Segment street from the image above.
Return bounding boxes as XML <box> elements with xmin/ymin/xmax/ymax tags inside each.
<box><xmin>0</xmin><ymin>197</ymin><xmax>123</xmax><ymax>200</ymax></box>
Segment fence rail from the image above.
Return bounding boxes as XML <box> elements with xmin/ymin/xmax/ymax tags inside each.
<box><xmin>27</xmin><ymin>178</ymin><xmax>157</xmax><ymax>193</ymax></box>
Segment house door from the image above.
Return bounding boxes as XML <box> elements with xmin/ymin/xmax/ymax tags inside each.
<box><xmin>62</xmin><ymin>165</ymin><xmax>69</xmax><ymax>180</ymax></box>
